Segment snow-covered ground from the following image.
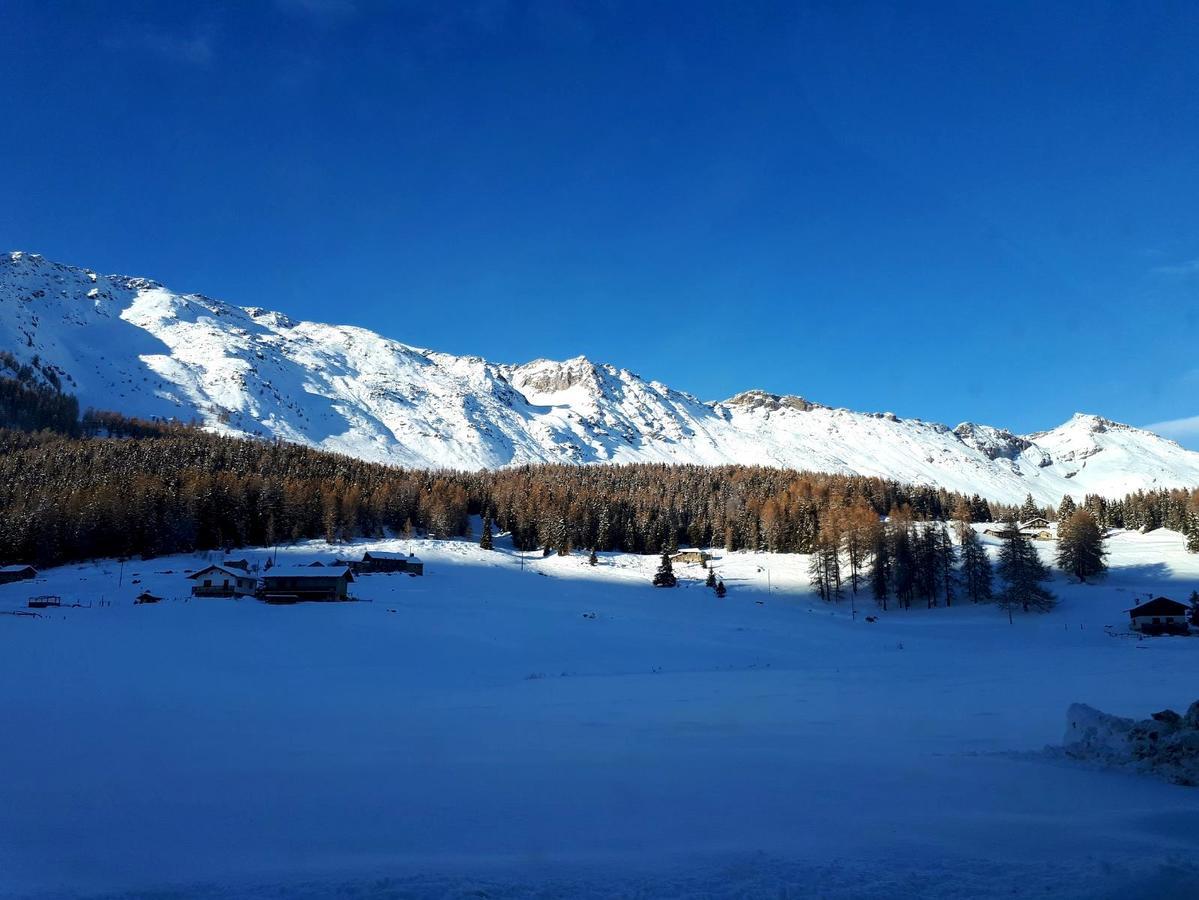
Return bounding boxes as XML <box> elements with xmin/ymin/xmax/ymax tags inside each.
<box><xmin>3</xmin><ymin>528</ymin><xmax>1199</xmax><ymax>898</ymax></box>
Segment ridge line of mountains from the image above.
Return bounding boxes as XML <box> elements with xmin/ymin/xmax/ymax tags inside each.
<box><xmin>4</xmin><ymin>250</ymin><xmax>1198</xmax><ymax>505</ymax></box>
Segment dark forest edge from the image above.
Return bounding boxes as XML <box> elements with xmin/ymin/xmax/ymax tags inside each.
<box><xmin>2</xmin><ymin>371</ymin><xmax>1198</xmax><ymax>582</ymax></box>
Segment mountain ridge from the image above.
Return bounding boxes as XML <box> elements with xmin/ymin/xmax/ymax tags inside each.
<box><xmin>3</xmin><ymin>249</ymin><xmax>1197</xmax><ymax>504</ymax></box>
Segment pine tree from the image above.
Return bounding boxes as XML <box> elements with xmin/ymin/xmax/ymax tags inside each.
<box><xmin>1055</xmin><ymin>510</ymin><xmax>1107</xmax><ymax>582</ymax></box>
<box><xmin>480</xmin><ymin>515</ymin><xmax>494</xmax><ymax>551</ymax></box>
<box><xmin>935</xmin><ymin>523</ymin><xmax>957</xmax><ymax>607</ymax></box>
<box><xmin>1186</xmin><ymin>514</ymin><xmax>1199</xmax><ymax>554</ymax></box>
<box><xmin>652</xmin><ymin>549</ymin><xmax>677</xmax><ymax>587</ymax></box>
<box><xmin>869</xmin><ymin>526</ymin><xmax>890</xmax><ymax>610</ymax></box>
<box><xmin>588</xmin><ymin>547</ymin><xmax>598</xmax><ymax>566</ymax></box>
<box><xmin>705</xmin><ymin>567</ymin><xmax>717</xmax><ymax>588</ymax></box>
<box><xmin>1057</xmin><ymin>494</ymin><xmax>1077</xmax><ymax>522</ymax></box>
<box><xmin>1018</xmin><ymin>493</ymin><xmax>1040</xmax><ymax>522</ymax></box>
<box><xmin>957</xmin><ymin>524</ymin><xmax>993</xmax><ymax>603</ymax></box>
<box><xmin>997</xmin><ymin>517</ymin><xmax>1056</xmax><ymax>615</ymax></box>
<box><xmin>714</xmin><ymin>580</ymin><xmax>727</xmax><ymax>598</ymax></box>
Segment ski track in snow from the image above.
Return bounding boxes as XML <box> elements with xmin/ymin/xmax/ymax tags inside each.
<box><xmin>5</xmin><ymin>251</ymin><xmax>1199</xmax><ymax>504</ymax></box>
<box><xmin>2</xmin><ymin>527</ymin><xmax>1198</xmax><ymax>898</ymax></box>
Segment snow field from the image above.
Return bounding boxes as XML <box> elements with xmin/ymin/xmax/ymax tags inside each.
<box><xmin>2</xmin><ymin>527</ymin><xmax>1198</xmax><ymax>898</ymax></box>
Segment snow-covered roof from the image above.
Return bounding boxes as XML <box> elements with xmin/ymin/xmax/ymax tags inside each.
<box><xmin>362</xmin><ymin>551</ymin><xmax>410</xmax><ymax>560</ymax></box>
<box><xmin>263</xmin><ymin>566</ymin><xmax>354</xmax><ymax>579</ymax></box>
<box><xmin>188</xmin><ymin>564</ymin><xmax>251</xmax><ymax>580</ymax></box>
<box><xmin>1127</xmin><ymin>597</ymin><xmax>1190</xmax><ymax>616</ymax></box>
<box><xmin>0</xmin><ymin>564</ymin><xmax>35</xmax><ymax>574</ymax></box>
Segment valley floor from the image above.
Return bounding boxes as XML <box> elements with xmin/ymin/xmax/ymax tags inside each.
<box><xmin>2</xmin><ymin>529</ymin><xmax>1198</xmax><ymax>898</ymax></box>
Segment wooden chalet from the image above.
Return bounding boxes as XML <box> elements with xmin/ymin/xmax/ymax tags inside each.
<box><xmin>0</xmin><ymin>564</ymin><xmax>37</xmax><ymax>585</ymax></box>
<box><xmin>259</xmin><ymin>565</ymin><xmax>355</xmax><ymax>602</ymax></box>
<box><xmin>188</xmin><ymin>564</ymin><xmax>257</xmax><ymax>598</ymax></box>
<box><xmin>671</xmin><ymin>550</ymin><xmax>711</xmax><ymax>566</ymax></box>
<box><xmin>135</xmin><ymin>591</ymin><xmax>163</xmax><ymax>605</ymax></box>
<box><xmin>1127</xmin><ymin>597</ymin><xmax>1192</xmax><ymax>635</ymax></box>
<box><xmin>355</xmin><ymin>551</ymin><xmax>423</xmax><ymax>575</ymax></box>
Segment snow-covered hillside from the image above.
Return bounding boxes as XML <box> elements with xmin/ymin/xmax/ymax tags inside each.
<box><xmin>2</xmin><ymin>530</ymin><xmax>1198</xmax><ymax>898</ymax></box>
<box><xmin>4</xmin><ymin>250</ymin><xmax>1199</xmax><ymax>503</ymax></box>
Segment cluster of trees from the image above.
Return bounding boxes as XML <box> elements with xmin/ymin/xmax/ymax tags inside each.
<box><xmin>804</xmin><ymin>505</ymin><xmax>1059</xmax><ymax>616</ymax></box>
<box><xmin>0</xmin><ymin>369</ymin><xmax>79</xmax><ymax>435</ymax></box>
<box><xmin>0</xmin><ymin>373</ymin><xmax>1181</xmax><ymax>618</ymax></box>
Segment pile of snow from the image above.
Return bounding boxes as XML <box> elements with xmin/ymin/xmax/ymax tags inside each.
<box><xmin>1063</xmin><ymin>701</ymin><xmax>1199</xmax><ymax>786</ymax></box>
<box><xmin>6</xmin><ymin>250</ymin><xmax>1199</xmax><ymax>502</ymax></box>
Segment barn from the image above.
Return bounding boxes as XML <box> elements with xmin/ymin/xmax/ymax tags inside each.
<box><xmin>259</xmin><ymin>566</ymin><xmax>355</xmax><ymax>602</ymax></box>
<box><xmin>355</xmin><ymin>551</ymin><xmax>423</xmax><ymax>576</ymax></box>
<box><xmin>0</xmin><ymin>565</ymin><xmax>37</xmax><ymax>585</ymax></box>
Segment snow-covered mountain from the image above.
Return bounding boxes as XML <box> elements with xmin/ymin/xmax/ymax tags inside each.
<box><xmin>4</xmin><ymin>250</ymin><xmax>1199</xmax><ymax>504</ymax></box>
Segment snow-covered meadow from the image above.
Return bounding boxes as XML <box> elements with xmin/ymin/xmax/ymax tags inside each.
<box><xmin>3</xmin><ymin>528</ymin><xmax>1199</xmax><ymax>898</ymax></box>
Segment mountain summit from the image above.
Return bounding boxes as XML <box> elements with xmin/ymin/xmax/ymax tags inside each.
<box><xmin>3</xmin><ymin>250</ymin><xmax>1197</xmax><ymax>504</ymax></box>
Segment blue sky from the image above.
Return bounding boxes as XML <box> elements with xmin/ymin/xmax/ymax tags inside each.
<box><xmin>2</xmin><ymin>1</ymin><xmax>1198</xmax><ymax>442</ymax></box>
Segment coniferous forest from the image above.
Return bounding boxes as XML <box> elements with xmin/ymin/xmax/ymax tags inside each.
<box><xmin>2</xmin><ymin>372</ymin><xmax>1199</xmax><ymax>594</ymax></box>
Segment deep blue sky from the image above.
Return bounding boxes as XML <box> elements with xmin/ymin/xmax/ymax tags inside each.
<box><xmin>3</xmin><ymin>1</ymin><xmax>1198</xmax><ymax>441</ymax></box>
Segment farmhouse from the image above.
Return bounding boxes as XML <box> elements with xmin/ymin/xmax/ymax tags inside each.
<box><xmin>671</xmin><ymin>550</ymin><xmax>711</xmax><ymax>566</ymax></box>
<box><xmin>188</xmin><ymin>565</ymin><xmax>257</xmax><ymax>598</ymax></box>
<box><xmin>0</xmin><ymin>564</ymin><xmax>37</xmax><ymax>585</ymax></box>
<box><xmin>135</xmin><ymin>591</ymin><xmax>162</xmax><ymax>605</ymax></box>
<box><xmin>259</xmin><ymin>565</ymin><xmax>354</xmax><ymax>602</ymax></box>
<box><xmin>1127</xmin><ymin>597</ymin><xmax>1192</xmax><ymax>636</ymax></box>
<box><xmin>355</xmin><ymin>551</ymin><xmax>424</xmax><ymax>576</ymax></box>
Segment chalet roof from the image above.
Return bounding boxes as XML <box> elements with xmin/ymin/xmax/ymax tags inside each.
<box><xmin>1128</xmin><ymin>597</ymin><xmax>1190</xmax><ymax>617</ymax></box>
<box><xmin>262</xmin><ymin>565</ymin><xmax>355</xmax><ymax>581</ymax></box>
<box><xmin>362</xmin><ymin>551</ymin><xmax>412</xmax><ymax>561</ymax></box>
<box><xmin>188</xmin><ymin>564</ymin><xmax>251</xmax><ymax>580</ymax></box>
<box><xmin>0</xmin><ymin>564</ymin><xmax>36</xmax><ymax>574</ymax></box>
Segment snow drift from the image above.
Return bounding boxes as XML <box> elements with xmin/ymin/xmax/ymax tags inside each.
<box><xmin>1063</xmin><ymin>701</ymin><xmax>1199</xmax><ymax>786</ymax></box>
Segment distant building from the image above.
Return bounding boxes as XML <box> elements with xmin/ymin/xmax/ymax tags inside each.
<box><xmin>188</xmin><ymin>564</ymin><xmax>257</xmax><ymax>598</ymax></box>
<box><xmin>135</xmin><ymin>591</ymin><xmax>162</xmax><ymax>605</ymax></box>
<box><xmin>355</xmin><ymin>551</ymin><xmax>424</xmax><ymax>576</ymax></box>
<box><xmin>671</xmin><ymin>550</ymin><xmax>711</xmax><ymax>566</ymax></box>
<box><xmin>222</xmin><ymin>559</ymin><xmax>250</xmax><ymax>572</ymax></box>
<box><xmin>259</xmin><ymin>565</ymin><xmax>355</xmax><ymax>602</ymax></box>
<box><xmin>1128</xmin><ymin>597</ymin><xmax>1192</xmax><ymax>635</ymax></box>
<box><xmin>0</xmin><ymin>564</ymin><xmax>37</xmax><ymax>585</ymax></box>
<box><xmin>1019</xmin><ymin>516</ymin><xmax>1051</xmax><ymax>531</ymax></box>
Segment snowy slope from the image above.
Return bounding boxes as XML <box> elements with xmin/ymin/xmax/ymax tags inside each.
<box><xmin>5</xmin><ymin>250</ymin><xmax>1199</xmax><ymax>503</ymax></box>
<box><xmin>2</xmin><ymin>530</ymin><xmax>1198</xmax><ymax>898</ymax></box>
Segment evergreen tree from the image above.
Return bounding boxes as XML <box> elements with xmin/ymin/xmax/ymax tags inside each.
<box><xmin>714</xmin><ymin>580</ymin><xmax>727</xmax><ymax>598</ymax></box>
<box><xmin>588</xmin><ymin>547</ymin><xmax>598</xmax><ymax>566</ymax></box>
<box><xmin>957</xmin><ymin>524</ymin><xmax>993</xmax><ymax>603</ymax></box>
<box><xmin>869</xmin><ymin>526</ymin><xmax>890</xmax><ymax>610</ymax></box>
<box><xmin>1186</xmin><ymin>514</ymin><xmax>1199</xmax><ymax>554</ymax></box>
<box><xmin>480</xmin><ymin>515</ymin><xmax>494</xmax><ymax>551</ymax></box>
<box><xmin>1018</xmin><ymin>493</ymin><xmax>1040</xmax><ymax>522</ymax></box>
<box><xmin>997</xmin><ymin>517</ymin><xmax>1056</xmax><ymax>615</ymax></box>
<box><xmin>891</xmin><ymin>525</ymin><xmax>916</xmax><ymax>610</ymax></box>
<box><xmin>705</xmin><ymin>567</ymin><xmax>717</xmax><ymax>588</ymax></box>
<box><xmin>652</xmin><ymin>549</ymin><xmax>677</xmax><ymax>587</ymax></box>
<box><xmin>1056</xmin><ymin>494</ymin><xmax>1077</xmax><ymax>522</ymax></box>
<box><xmin>1055</xmin><ymin>510</ymin><xmax>1107</xmax><ymax>582</ymax></box>
<box><xmin>934</xmin><ymin>523</ymin><xmax>957</xmax><ymax>607</ymax></box>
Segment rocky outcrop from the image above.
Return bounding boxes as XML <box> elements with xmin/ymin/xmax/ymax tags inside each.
<box><xmin>1062</xmin><ymin>701</ymin><xmax>1199</xmax><ymax>786</ymax></box>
